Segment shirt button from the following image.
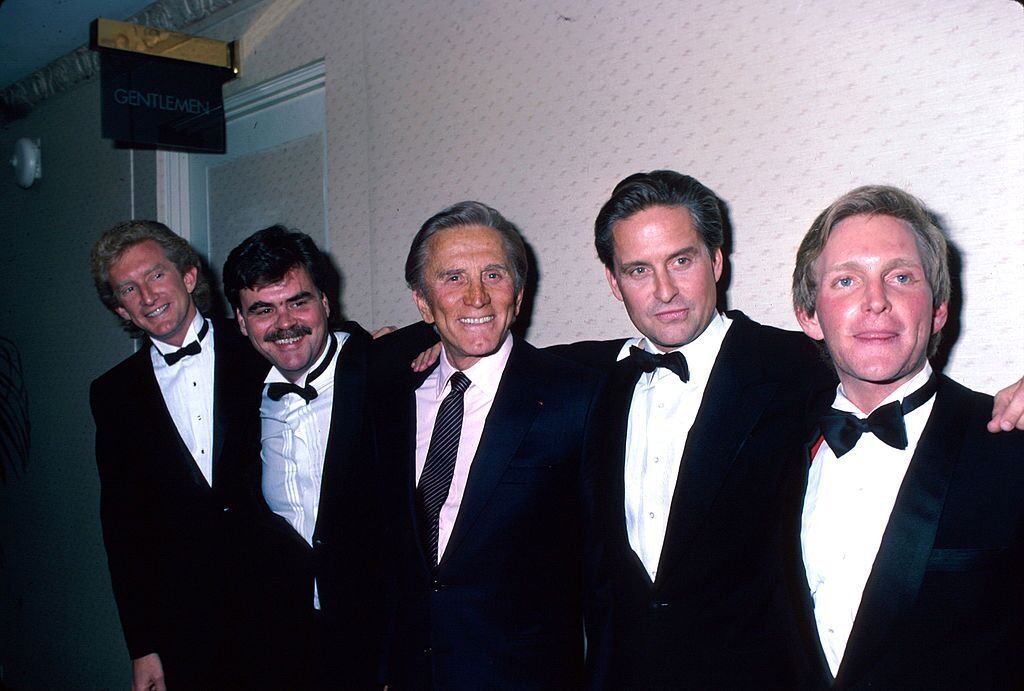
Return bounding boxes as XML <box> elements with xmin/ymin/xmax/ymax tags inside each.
<box><xmin>649</xmin><ymin>512</ymin><xmax>655</xmax><ymax>519</ymax></box>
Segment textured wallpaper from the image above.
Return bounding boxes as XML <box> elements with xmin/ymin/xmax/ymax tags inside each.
<box><xmin>210</xmin><ymin>0</ymin><xmax>1021</xmax><ymax>393</ymax></box>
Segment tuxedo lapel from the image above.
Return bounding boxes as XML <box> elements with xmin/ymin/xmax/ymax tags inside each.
<box><xmin>835</xmin><ymin>377</ymin><xmax>963</xmax><ymax>686</ymax></box>
<box><xmin>658</xmin><ymin>317</ymin><xmax>780</xmax><ymax>565</ymax></box>
<box><xmin>210</xmin><ymin>323</ymin><xmax>230</xmax><ymax>488</ymax></box>
<box><xmin>440</xmin><ymin>341</ymin><xmax>541</xmax><ymax>565</ymax></box>
<box><xmin>601</xmin><ymin>356</ymin><xmax>650</xmax><ymax>580</ymax></box>
<box><xmin>132</xmin><ymin>344</ymin><xmax>208</xmax><ymax>489</ymax></box>
<box><xmin>319</xmin><ymin>327</ymin><xmax>370</xmax><ymax>518</ymax></box>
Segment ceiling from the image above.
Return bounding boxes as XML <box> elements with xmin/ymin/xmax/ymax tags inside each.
<box><xmin>0</xmin><ymin>0</ymin><xmax>156</xmax><ymax>90</ymax></box>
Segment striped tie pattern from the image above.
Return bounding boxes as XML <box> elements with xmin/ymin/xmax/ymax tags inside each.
<box><xmin>417</xmin><ymin>371</ymin><xmax>471</xmax><ymax>567</ymax></box>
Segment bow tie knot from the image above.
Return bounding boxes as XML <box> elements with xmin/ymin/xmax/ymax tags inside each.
<box><xmin>267</xmin><ymin>382</ymin><xmax>318</xmax><ymax>402</ymax></box>
<box><xmin>818</xmin><ymin>374</ymin><xmax>937</xmax><ymax>458</ymax></box>
<box><xmin>264</xmin><ymin>333</ymin><xmax>338</xmax><ymax>404</ymax></box>
<box><xmin>629</xmin><ymin>346</ymin><xmax>689</xmax><ymax>382</ymax></box>
<box><xmin>162</xmin><ymin>319</ymin><xmax>209</xmax><ymax>366</ymax></box>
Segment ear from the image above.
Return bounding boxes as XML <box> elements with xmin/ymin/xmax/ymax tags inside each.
<box><xmin>115</xmin><ymin>306</ymin><xmax>131</xmax><ymax>322</ymax></box>
<box><xmin>513</xmin><ymin>289</ymin><xmax>524</xmax><ymax>317</ymax></box>
<box><xmin>712</xmin><ymin>248</ymin><xmax>724</xmax><ymax>282</ymax></box>
<box><xmin>605</xmin><ymin>265</ymin><xmax>624</xmax><ymax>303</ymax></box>
<box><xmin>413</xmin><ymin>290</ymin><xmax>435</xmax><ymax>324</ymax></box>
<box><xmin>235</xmin><ymin>308</ymin><xmax>249</xmax><ymax>337</ymax></box>
<box><xmin>320</xmin><ymin>292</ymin><xmax>330</xmax><ymax>318</ymax></box>
<box><xmin>932</xmin><ymin>301</ymin><xmax>949</xmax><ymax>335</ymax></box>
<box><xmin>795</xmin><ymin>307</ymin><xmax>824</xmax><ymax>342</ymax></box>
<box><xmin>183</xmin><ymin>265</ymin><xmax>198</xmax><ymax>294</ymax></box>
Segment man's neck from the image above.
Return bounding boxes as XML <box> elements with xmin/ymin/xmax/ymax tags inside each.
<box><xmin>840</xmin><ymin>363</ymin><xmax>930</xmax><ymax>414</ymax></box>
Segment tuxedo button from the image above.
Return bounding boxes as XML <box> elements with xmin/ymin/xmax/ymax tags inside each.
<box><xmin>313</xmin><ymin>538</ymin><xmax>324</xmax><ymax>547</ymax></box>
<box><xmin>432</xmin><ymin>579</ymin><xmax>444</xmax><ymax>592</ymax></box>
<box><xmin>650</xmin><ymin>601</ymin><xmax>669</xmax><ymax>609</ymax></box>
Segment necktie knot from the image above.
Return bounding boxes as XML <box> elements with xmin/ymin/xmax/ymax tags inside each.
<box><xmin>818</xmin><ymin>374</ymin><xmax>937</xmax><ymax>458</ymax></box>
<box><xmin>162</xmin><ymin>319</ymin><xmax>209</xmax><ymax>366</ymax></box>
<box><xmin>629</xmin><ymin>346</ymin><xmax>689</xmax><ymax>382</ymax></box>
<box><xmin>448</xmin><ymin>371</ymin><xmax>471</xmax><ymax>395</ymax></box>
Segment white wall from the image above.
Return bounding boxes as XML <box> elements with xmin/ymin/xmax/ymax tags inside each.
<box><xmin>217</xmin><ymin>0</ymin><xmax>1023</xmax><ymax>392</ymax></box>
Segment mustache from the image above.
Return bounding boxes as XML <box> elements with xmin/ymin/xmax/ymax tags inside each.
<box><xmin>265</xmin><ymin>325</ymin><xmax>312</xmax><ymax>342</ymax></box>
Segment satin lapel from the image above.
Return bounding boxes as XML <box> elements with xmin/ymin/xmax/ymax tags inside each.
<box><xmin>658</xmin><ymin>318</ymin><xmax>779</xmax><ymax>562</ymax></box>
<box><xmin>835</xmin><ymin>377</ymin><xmax>963</xmax><ymax>687</ymax></box>
<box><xmin>440</xmin><ymin>342</ymin><xmax>541</xmax><ymax>565</ymax></box>
<box><xmin>210</xmin><ymin>322</ymin><xmax>229</xmax><ymax>488</ymax></box>
<box><xmin>795</xmin><ymin>422</ymin><xmax>837</xmax><ymax>686</ymax></box>
<box><xmin>318</xmin><ymin>328</ymin><xmax>370</xmax><ymax>530</ymax></box>
<box><xmin>135</xmin><ymin>343</ymin><xmax>208</xmax><ymax>488</ymax></box>
<box><xmin>396</xmin><ymin>363</ymin><xmax>435</xmax><ymax>574</ymax></box>
<box><xmin>601</xmin><ymin>356</ymin><xmax>650</xmax><ymax>580</ymax></box>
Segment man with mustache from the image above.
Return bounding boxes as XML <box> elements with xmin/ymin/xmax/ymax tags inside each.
<box><xmin>223</xmin><ymin>226</ymin><xmax>385</xmax><ymax>689</ymax></box>
<box><xmin>90</xmin><ymin>220</ymin><xmax>267</xmax><ymax>690</ymax></box>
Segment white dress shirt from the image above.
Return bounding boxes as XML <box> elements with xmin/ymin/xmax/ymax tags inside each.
<box><xmin>260</xmin><ymin>331</ymin><xmax>350</xmax><ymax>609</ymax></box>
<box><xmin>415</xmin><ymin>333</ymin><xmax>513</xmax><ymax>561</ymax></box>
<box><xmin>619</xmin><ymin>312</ymin><xmax>732</xmax><ymax>581</ymax></box>
<box><xmin>149</xmin><ymin>312</ymin><xmax>215</xmax><ymax>486</ymax></box>
<box><xmin>801</xmin><ymin>364</ymin><xmax>936</xmax><ymax>676</ymax></box>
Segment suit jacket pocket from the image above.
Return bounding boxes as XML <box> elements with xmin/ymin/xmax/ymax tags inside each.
<box><xmin>926</xmin><ymin>547</ymin><xmax>1006</xmax><ymax>572</ymax></box>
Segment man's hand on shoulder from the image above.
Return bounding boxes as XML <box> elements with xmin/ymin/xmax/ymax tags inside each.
<box><xmin>989</xmin><ymin>376</ymin><xmax>1024</xmax><ymax>433</ymax></box>
<box><xmin>132</xmin><ymin>652</ymin><xmax>166</xmax><ymax>691</ymax></box>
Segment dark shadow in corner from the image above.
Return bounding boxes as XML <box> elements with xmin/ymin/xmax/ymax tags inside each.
<box><xmin>715</xmin><ymin>196</ymin><xmax>735</xmax><ymax>313</ymax></box>
<box><xmin>929</xmin><ymin>211</ymin><xmax>963</xmax><ymax>374</ymax></box>
<box><xmin>511</xmin><ymin>241</ymin><xmax>540</xmax><ymax>341</ymax></box>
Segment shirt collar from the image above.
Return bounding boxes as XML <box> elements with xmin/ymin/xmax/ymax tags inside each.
<box><xmin>834</xmin><ymin>362</ymin><xmax>934</xmax><ymax>417</ymax></box>
<box><xmin>150</xmin><ymin>310</ymin><xmax>207</xmax><ymax>356</ymax></box>
<box><xmin>616</xmin><ymin>311</ymin><xmax>732</xmax><ymax>383</ymax></box>
<box><xmin>433</xmin><ymin>332</ymin><xmax>514</xmax><ymax>399</ymax></box>
<box><xmin>264</xmin><ymin>331</ymin><xmax>345</xmax><ymax>388</ymax></box>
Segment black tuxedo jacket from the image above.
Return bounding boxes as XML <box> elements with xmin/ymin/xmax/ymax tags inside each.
<box><xmin>232</xmin><ymin>321</ymin><xmax>385</xmax><ymax>690</ymax></box>
<box><xmin>372</xmin><ymin>336</ymin><xmax>606</xmax><ymax>691</ymax></box>
<box><xmin>575</xmin><ymin>311</ymin><xmax>831</xmax><ymax>688</ymax></box>
<box><xmin>787</xmin><ymin>374</ymin><xmax>1024</xmax><ymax>690</ymax></box>
<box><xmin>90</xmin><ymin>317</ymin><xmax>267</xmax><ymax>687</ymax></box>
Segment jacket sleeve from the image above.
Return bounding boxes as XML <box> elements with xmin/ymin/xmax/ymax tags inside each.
<box><xmin>91</xmin><ymin>377</ymin><xmax>162</xmax><ymax>660</ymax></box>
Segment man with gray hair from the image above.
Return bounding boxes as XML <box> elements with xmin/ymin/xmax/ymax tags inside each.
<box><xmin>788</xmin><ymin>185</ymin><xmax>1023</xmax><ymax>688</ymax></box>
<box><xmin>374</xmin><ymin>201</ymin><xmax>608</xmax><ymax>690</ymax></box>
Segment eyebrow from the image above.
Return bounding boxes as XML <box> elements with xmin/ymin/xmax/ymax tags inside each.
<box><xmin>245</xmin><ymin>290</ymin><xmax>314</xmax><ymax>314</ymax></box>
<box><xmin>824</xmin><ymin>257</ymin><xmax>921</xmax><ymax>273</ymax></box>
<box><xmin>618</xmin><ymin>245</ymin><xmax>700</xmax><ymax>270</ymax></box>
<box><xmin>113</xmin><ymin>262</ymin><xmax>164</xmax><ymax>288</ymax></box>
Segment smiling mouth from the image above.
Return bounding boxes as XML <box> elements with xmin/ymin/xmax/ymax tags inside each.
<box><xmin>145</xmin><ymin>304</ymin><xmax>169</xmax><ymax>318</ymax></box>
<box><xmin>267</xmin><ymin>325</ymin><xmax>313</xmax><ymax>344</ymax></box>
<box><xmin>460</xmin><ymin>316</ymin><xmax>494</xmax><ymax>325</ymax></box>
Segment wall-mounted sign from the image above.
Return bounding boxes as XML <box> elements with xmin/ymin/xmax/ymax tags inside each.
<box><xmin>91</xmin><ymin>18</ymin><xmax>239</xmax><ymax>153</ymax></box>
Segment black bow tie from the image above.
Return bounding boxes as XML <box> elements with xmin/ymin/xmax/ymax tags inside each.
<box><xmin>629</xmin><ymin>346</ymin><xmax>689</xmax><ymax>382</ymax></box>
<box><xmin>267</xmin><ymin>381</ymin><xmax>318</xmax><ymax>402</ymax></box>
<box><xmin>818</xmin><ymin>374</ymin><xmax>937</xmax><ymax>458</ymax></box>
<box><xmin>265</xmin><ymin>333</ymin><xmax>337</xmax><ymax>404</ymax></box>
<box><xmin>162</xmin><ymin>319</ymin><xmax>209</xmax><ymax>366</ymax></box>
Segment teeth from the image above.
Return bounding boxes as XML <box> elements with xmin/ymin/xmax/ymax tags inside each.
<box><xmin>274</xmin><ymin>336</ymin><xmax>301</xmax><ymax>345</ymax></box>
<box><xmin>461</xmin><ymin>316</ymin><xmax>493</xmax><ymax>325</ymax></box>
<box><xmin>145</xmin><ymin>305</ymin><xmax>168</xmax><ymax>318</ymax></box>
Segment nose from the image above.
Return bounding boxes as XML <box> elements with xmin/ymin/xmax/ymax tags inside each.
<box><xmin>274</xmin><ymin>307</ymin><xmax>298</xmax><ymax>329</ymax></box>
<box><xmin>863</xmin><ymin>277</ymin><xmax>891</xmax><ymax>314</ymax></box>
<box><xmin>464</xmin><ymin>278</ymin><xmax>490</xmax><ymax>307</ymax></box>
<box><xmin>138</xmin><ymin>282</ymin><xmax>157</xmax><ymax>305</ymax></box>
<box><xmin>652</xmin><ymin>269</ymin><xmax>678</xmax><ymax>303</ymax></box>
